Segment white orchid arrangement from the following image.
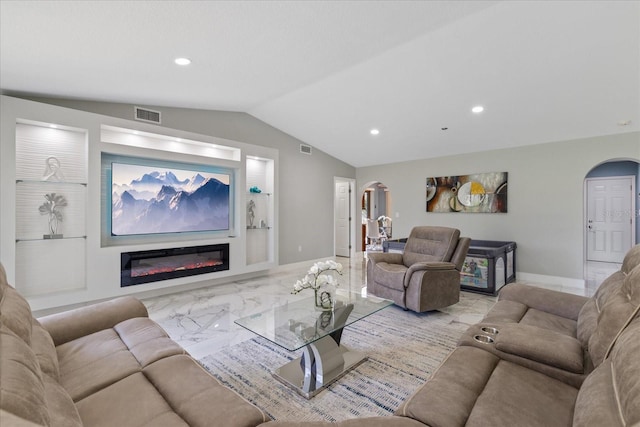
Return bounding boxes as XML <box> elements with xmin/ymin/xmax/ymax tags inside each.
<box><xmin>292</xmin><ymin>260</ymin><xmax>343</xmax><ymax>295</ymax></box>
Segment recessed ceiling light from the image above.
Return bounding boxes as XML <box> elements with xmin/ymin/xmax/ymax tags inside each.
<box><xmin>49</xmin><ymin>124</ymin><xmax>58</xmax><ymax>129</ymax></box>
<box><xmin>370</xmin><ymin>129</ymin><xmax>380</xmax><ymax>135</ymax></box>
<box><xmin>174</xmin><ymin>57</ymin><xmax>191</xmax><ymax>66</ymax></box>
<box><xmin>472</xmin><ymin>106</ymin><xmax>484</xmax><ymax>113</ymax></box>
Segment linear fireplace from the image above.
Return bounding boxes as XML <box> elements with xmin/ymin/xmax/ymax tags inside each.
<box><xmin>121</xmin><ymin>244</ymin><xmax>229</xmax><ymax>287</ymax></box>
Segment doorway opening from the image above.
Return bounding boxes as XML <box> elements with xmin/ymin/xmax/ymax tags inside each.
<box><xmin>334</xmin><ymin>178</ymin><xmax>356</xmax><ymax>258</ymax></box>
<box><xmin>360</xmin><ymin>182</ymin><xmax>392</xmax><ymax>252</ymax></box>
<box><xmin>584</xmin><ymin>159</ymin><xmax>639</xmax><ymax>290</ymax></box>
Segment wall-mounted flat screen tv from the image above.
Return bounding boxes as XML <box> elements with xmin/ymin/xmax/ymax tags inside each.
<box><xmin>111</xmin><ymin>162</ymin><xmax>230</xmax><ymax>236</ymax></box>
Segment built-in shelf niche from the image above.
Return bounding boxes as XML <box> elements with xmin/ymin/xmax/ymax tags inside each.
<box><xmin>14</xmin><ymin>121</ymin><xmax>88</xmax><ymax>296</ymax></box>
<box><xmin>246</xmin><ymin>156</ymin><xmax>275</xmax><ymax>265</ymax></box>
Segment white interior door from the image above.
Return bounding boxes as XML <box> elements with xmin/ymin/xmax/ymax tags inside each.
<box><xmin>334</xmin><ymin>180</ymin><xmax>351</xmax><ymax>257</ymax></box>
<box><xmin>586</xmin><ymin>176</ymin><xmax>635</xmax><ymax>263</ymax></box>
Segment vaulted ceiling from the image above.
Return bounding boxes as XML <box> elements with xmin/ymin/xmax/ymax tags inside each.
<box><xmin>1</xmin><ymin>1</ymin><xmax>638</xmax><ymax>167</ymax></box>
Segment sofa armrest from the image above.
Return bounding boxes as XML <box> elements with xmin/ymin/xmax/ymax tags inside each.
<box><xmin>498</xmin><ymin>283</ymin><xmax>588</xmax><ymax>321</ymax></box>
<box><xmin>38</xmin><ymin>296</ymin><xmax>149</xmax><ymax>346</ymax></box>
<box><xmin>494</xmin><ymin>323</ymin><xmax>584</xmax><ymax>373</ymax></box>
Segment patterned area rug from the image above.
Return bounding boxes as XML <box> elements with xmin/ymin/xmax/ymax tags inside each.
<box><xmin>199</xmin><ymin>293</ymin><xmax>490</xmax><ymax>422</ymax></box>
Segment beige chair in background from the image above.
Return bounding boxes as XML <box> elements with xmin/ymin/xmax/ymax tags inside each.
<box><xmin>366</xmin><ymin>218</ymin><xmax>384</xmax><ymax>251</ymax></box>
<box><xmin>367</xmin><ymin>226</ymin><xmax>471</xmax><ymax>312</ymax></box>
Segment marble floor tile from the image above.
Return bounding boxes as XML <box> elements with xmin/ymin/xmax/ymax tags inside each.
<box><xmin>141</xmin><ymin>252</ymin><xmax>607</xmax><ymax>359</ymax></box>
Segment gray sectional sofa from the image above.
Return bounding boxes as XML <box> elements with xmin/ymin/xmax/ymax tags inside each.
<box><xmin>457</xmin><ymin>242</ymin><xmax>640</xmax><ymax>388</ymax></box>
<box><xmin>269</xmin><ymin>245</ymin><xmax>640</xmax><ymax>427</ymax></box>
<box><xmin>0</xmin><ymin>263</ymin><xmax>269</xmax><ymax>427</ymax></box>
<box><xmin>2</xmin><ymin>245</ymin><xmax>639</xmax><ymax>427</ymax></box>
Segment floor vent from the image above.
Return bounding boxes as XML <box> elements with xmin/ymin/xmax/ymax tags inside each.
<box><xmin>300</xmin><ymin>144</ymin><xmax>312</xmax><ymax>155</ymax></box>
<box><xmin>134</xmin><ymin>107</ymin><xmax>161</xmax><ymax>124</ymax></box>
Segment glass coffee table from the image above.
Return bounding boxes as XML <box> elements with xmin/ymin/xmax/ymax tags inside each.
<box><xmin>234</xmin><ymin>290</ymin><xmax>393</xmax><ymax>398</ymax></box>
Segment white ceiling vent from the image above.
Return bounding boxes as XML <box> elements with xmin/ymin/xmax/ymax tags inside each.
<box><xmin>134</xmin><ymin>106</ymin><xmax>161</xmax><ymax>124</ymax></box>
<box><xmin>300</xmin><ymin>144</ymin><xmax>312</xmax><ymax>155</ymax></box>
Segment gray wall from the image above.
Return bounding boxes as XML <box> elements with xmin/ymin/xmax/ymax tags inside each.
<box><xmin>22</xmin><ymin>96</ymin><xmax>356</xmax><ymax>265</ymax></box>
<box><xmin>357</xmin><ymin>132</ymin><xmax>640</xmax><ymax>281</ymax></box>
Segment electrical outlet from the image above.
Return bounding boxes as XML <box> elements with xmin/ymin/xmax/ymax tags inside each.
<box><xmin>298</xmin><ymin>245</ymin><xmax>302</xmax><ymax>252</ymax></box>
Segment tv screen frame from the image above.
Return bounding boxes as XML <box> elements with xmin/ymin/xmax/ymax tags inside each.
<box><xmin>105</xmin><ymin>154</ymin><xmax>234</xmax><ymax>238</ymax></box>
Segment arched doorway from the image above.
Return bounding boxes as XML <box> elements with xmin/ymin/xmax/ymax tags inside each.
<box><xmin>360</xmin><ymin>181</ymin><xmax>392</xmax><ymax>251</ymax></box>
<box><xmin>584</xmin><ymin>158</ymin><xmax>639</xmax><ymax>290</ymax></box>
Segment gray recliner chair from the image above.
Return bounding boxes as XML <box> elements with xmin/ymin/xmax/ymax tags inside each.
<box><xmin>367</xmin><ymin>226</ymin><xmax>471</xmax><ymax>312</ymax></box>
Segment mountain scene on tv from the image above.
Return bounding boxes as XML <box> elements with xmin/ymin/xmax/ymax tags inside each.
<box><xmin>111</xmin><ymin>163</ymin><xmax>230</xmax><ymax>235</ymax></box>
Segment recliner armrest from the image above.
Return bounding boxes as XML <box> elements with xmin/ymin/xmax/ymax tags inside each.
<box><xmin>406</xmin><ymin>261</ymin><xmax>456</xmax><ymax>275</ymax></box>
<box><xmin>494</xmin><ymin>323</ymin><xmax>584</xmax><ymax>374</ymax></box>
<box><xmin>367</xmin><ymin>252</ymin><xmax>404</xmax><ymax>266</ymax></box>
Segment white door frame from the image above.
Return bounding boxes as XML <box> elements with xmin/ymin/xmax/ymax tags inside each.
<box><xmin>334</xmin><ymin>177</ymin><xmax>356</xmax><ymax>258</ymax></box>
<box><xmin>584</xmin><ymin>175</ymin><xmax>636</xmax><ymax>264</ymax></box>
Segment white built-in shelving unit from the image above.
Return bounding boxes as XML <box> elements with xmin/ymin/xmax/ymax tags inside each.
<box><xmin>14</xmin><ymin>121</ymin><xmax>88</xmax><ymax>296</ymax></box>
<box><xmin>246</xmin><ymin>156</ymin><xmax>275</xmax><ymax>265</ymax></box>
<box><xmin>0</xmin><ymin>96</ymin><xmax>278</xmax><ymax>312</ymax></box>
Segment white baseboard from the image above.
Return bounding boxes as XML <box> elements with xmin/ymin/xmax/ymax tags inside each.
<box><xmin>517</xmin><ymin>272</ymin><xmax>585</xmax><ymax>289</ymax></box>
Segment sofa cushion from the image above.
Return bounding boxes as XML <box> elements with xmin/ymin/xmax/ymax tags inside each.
<box><xmin>397</xmin><ymin>345</ymin><xmax>578</xmax><ymax>427</ymax></box>
<box><xmin>574</xmin><ymin>316</ymin><xmax>640</xmax><ymax>426</ymax></box>
<box><xmin>0</xmin><ymin>277</ymin><xmax>33</xmax><ymax>345</ymax></box>
<box><xmin>42</xmin><ymin>375</ymin><xmax>82</xmax><ymax>427</ymax></box>
<box><xmin>621</xmin><ymin>244</ymin><xmax>640</xmax><ymax>274</ymax></box>
<box><xmin>572</xmin><ymin>359</ymin><xmax>621</xmax><ymax>426</ymax></box>
<box><xmin>113</xmin><ymin>317</ymin><xmax>186</xmax><ymax>366</ymax></box>
<box><xmin>39</xmin><ymin>296</ymin><xmax>149</xmax><ymax>346</ymax></box>
<box><xmin>577</xmin><ymin>245</ymin><xmax>640</xmax><ymax>349</ymax></box>
<box><xmin>75</xmin><ymin>371</ymin><xmax>187</xmax><ymax>427</ymax></box>
<box><xmin>576</xmin><ymin>299</ymin><xmax>598</xmax><ymax>348</ymax></box>
<box><xmin>57</xmin><ymin>317</ymin><xmax>185</xmax><ymax>402</ymax></box>
<box><xmin>587</xmin><ymin>264</ymin><xmax>640</xmax><ymax>367</ymax></box>
<box><xmin>519</xmin><ymin>308</ymin><xmax>577</xmax><ymax>337</ymax></box>
<box><xmin>0</xmin><ymin>325</ymin><xmax>49</xmax><ymax>426</ymax></box>
<box><xmin>607</xmin><ymin>315</ymin><xmax>640</xmax><ymax>426</ymax></box>
<box><xmin>57</xmin><ymin>327</ymin><xmax>142</xmax><ymax>402</ymax></box>
<box><xmin>144</xmin><ymin>355</ymin><xmax>268</xmax><ymax>426</ymax></box>
<box><xmin>76</xmin><ymin>355</ymin><xmax>269</xmax><ymax>427</ymax></box>
<box><xmin>577</xmin><ymin>271</ymin><xmax>626</xmax><ymax>348</ymax></box>
<box><xmin>1</xmin><ymin>409</ymin><xmax>43</xmax><ymax>426</ymax></box>
<box><xmin>465</xmin><ymin>358</ymin><xmax>578</xmax><ymax>427</ymax></box>
<box><xmin>31</xmin><ymin>320</ymin><xmax>60</xmax><ymax>381</ymax></box>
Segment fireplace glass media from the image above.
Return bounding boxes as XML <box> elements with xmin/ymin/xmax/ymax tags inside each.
<box><xmin>121</xmin><ymin>244</ymin><xmax>229</xmax><ymax>287</ymax></box>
